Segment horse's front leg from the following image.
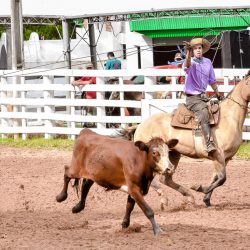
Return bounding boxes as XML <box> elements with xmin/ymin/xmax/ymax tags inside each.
<box><xmin>151</xmin><ymin>179</ymin><xmax>168</xmax><ymax>210</ymax></box>
<box><xmin>56</xmin><ymin>165</ymin><xmax>71</xmax><ymax>202</ymax></box>
<box><xmin>72</xmin><ymin>179</ymin><xmax>94</xmax><ymax>213</ymax></box>
<box><xmin>121</xmin><ymin>195</ymin><xmax>135</xmax><ymax>229</ymax></box>
<box><xmin>159</xmin><ymin>174</ymin><xmax>195</xmax><ymax>204</ymax></box>
<box><xmin>159</xmin><ymin>151</ymin><xmax>195</xmax><ymax>204</ymax></box>
<box><xmin>129</xmin><ymin>185</ymin><xmax>163</xmax><ymax>235</ymax></box>
<box><xmin>191</xmin><ymin>156</ymin><xmax>226</xmax><ymax>197</ymax></box>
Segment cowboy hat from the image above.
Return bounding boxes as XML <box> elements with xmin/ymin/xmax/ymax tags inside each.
<box><xmin>190</xmin><ymin>38</ymin><xmax>211</xmax><ymax>54</ymax></box>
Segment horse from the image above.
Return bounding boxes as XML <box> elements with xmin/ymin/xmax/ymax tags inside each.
<box><xmin>122</xmin><ymin>73</ymin><xmax>250</xmax><ymax>207</ymax></box>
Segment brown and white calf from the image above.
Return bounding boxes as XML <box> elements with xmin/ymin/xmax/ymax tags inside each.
<box><xmin>56</xmin><ymin>128</ymin><xmax>178</xmax><ymax>235</ymax></box>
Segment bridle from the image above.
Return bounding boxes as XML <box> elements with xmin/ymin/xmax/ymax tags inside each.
<box><xmin>225</xmin><ymin>76</ymin><xmax>250</xmax><ymax>110</ymax></box>
<box><xmin>226</xmin><ymin>95</ymin><xmax>249</xmax><ymax>110</ymax></box>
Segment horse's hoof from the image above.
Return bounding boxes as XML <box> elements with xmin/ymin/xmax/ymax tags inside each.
<box><xmin>56</xmin><ymin>192</ymin><xmax>67</xmax><ymax>202</ymax></box>
<box><xmin>190</xmin><ymin>184</ymin><xmax>202</xmax><ymax>192</ymax></box>
<box><xmin>182</xmin><ymin>196</ymin><xmax>196</xmax><ymax>207</ymax></box>
<box><xmin>160</xmin><ymin>197</ymin><xmax>168</xmax><ymax>211</ymax></box>
<box><xmin>72</xmin><ymin>203</ymin><xmax>84</xmax><ymax>213</ymax></box>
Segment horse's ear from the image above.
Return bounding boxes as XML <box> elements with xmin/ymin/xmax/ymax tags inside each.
<box><xmin>135</xmin><ymin>141</ymin><xmax>149</xmax><ymax>153</ymax></box>
<box><xmin>166</xmin><ymin>139</ymin><xmax>178</xmax><ymax>149</ymax></box>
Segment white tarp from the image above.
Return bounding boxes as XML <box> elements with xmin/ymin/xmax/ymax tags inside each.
<box><xmin>0</xmin><ymin>0</ymin><xmax>249</xmax><ymax>17</ymax></box>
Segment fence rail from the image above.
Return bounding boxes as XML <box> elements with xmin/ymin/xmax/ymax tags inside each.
<box><xmin>0</xmin><ymin>68</ymin><xmax>249</xmax><ymax>140</ymax></box>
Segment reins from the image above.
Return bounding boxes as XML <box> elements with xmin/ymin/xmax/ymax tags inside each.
<box><xmin>225</xmin><ymin>95</ymin><xmax>249</xmax><ymax>110</ymax></box>
<box><xmin>224</xmin><ymin>75</ymin><xmax>250</xmax><ymax>111</ymax></box>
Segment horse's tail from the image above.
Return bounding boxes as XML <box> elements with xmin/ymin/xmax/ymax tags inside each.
<box><xmin>115</xmin><ymin>125</ymin><xmax>138</xmax><ymax>141</ymax></box>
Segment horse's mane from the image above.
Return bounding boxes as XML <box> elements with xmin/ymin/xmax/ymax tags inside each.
<box><xmin>225</xmin><ymin>73</ymin><xmax>250</xmax><ymax>98</ymax></box>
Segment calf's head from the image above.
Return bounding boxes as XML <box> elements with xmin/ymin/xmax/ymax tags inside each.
<box><xmin>135</xmin><ymin>137</ymin><xmax>178</xmax><ymax>174</ymax></box>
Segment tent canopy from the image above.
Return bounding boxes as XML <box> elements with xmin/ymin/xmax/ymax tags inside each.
<box><xmin>130</xmin><ymin>9</ymin><xmax>250</xmax><ymax>38</ymax></box>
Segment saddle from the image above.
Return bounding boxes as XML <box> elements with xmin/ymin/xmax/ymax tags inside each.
<box><xmin>171</xmin><ymin>102</ymin><xmax>220</xmax><ymax>129</ymax></box>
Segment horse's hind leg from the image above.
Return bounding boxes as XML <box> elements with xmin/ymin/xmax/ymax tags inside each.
<box><xmin>191</xmin><ymin>156</ymin><xmax>226</xmax><ymax>201</ymax></box>
<box><xmin>202</xmin><ymin>158</ymin><xmax>229</xmax><ymax>207</ymax></box>
<box><xmin>121</xmin><ymin>195</ymin><xmax>135</xmax><ymax>229</ymax></box>
<box><xmin>56</xmin><ymin>165</ymin><xmax>71</xmax><ymax>202</ymax></box>
<box><xmin>72</xmin><ymin>179</ymin><xmax>94</xmax><ymax>213</ymax></box>
<box><xmin>203</xmin><ymin>174</ymin><xmax>218</xmax><ymax>207</ymax></box>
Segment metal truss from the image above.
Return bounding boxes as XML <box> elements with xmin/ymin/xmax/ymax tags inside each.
<box><xmin>0</xmin><ymin>7</ymin><xmax>249</xmax><ymax>25</ymax></box>
<box><xmin>83</xmin><ymin>8</ymin><xmax>250</xmax><ymax>23</ymax></box>
<box><xmin>0</xmin><ymin>16</ymin><xmax>62</xmax><ymax>26</ymax></box>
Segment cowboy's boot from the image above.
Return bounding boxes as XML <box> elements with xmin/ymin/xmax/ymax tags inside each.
<box><xmin>201</xmin><ymin>124</ymin><xmax>217</xmax><ymax>153</ymax></box>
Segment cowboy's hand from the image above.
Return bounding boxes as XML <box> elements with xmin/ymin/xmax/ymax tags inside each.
<box><xmin>216</xmin><ymin>94</ymin><xmax>224</xmax><ymax>101</ymax></box>
<box><xmin>183</xmin><ymin>41</ymin><xmax>192</xmax><ymax>52</ymax></box>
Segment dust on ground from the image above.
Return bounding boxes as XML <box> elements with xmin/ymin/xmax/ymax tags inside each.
<box><xmin>0</xmin><ymin>146</ymin><xmax>249</xmax><ymax>249</ymax></box>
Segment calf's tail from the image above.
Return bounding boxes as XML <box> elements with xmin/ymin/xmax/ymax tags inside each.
<box><xmin>116</xmin><ymin>125</ymin><xmax>138</xmax><ymax>141</ymax></box>
<box><xmin>72</xmin><ymin>178</ymin><xmax>81</xmax><ymax>198</ymax></box>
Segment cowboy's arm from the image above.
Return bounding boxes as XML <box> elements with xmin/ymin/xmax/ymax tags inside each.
<box><xmin>184</xmin><ymin>49</ymin><xmax>192</xmax><ymax>68</ymax></box>
<box><xmin>211</xmin><ymin>82</ymin><xmax>223</xmax><ymax>100</ymax></box>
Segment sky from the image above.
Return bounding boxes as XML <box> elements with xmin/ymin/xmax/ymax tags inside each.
<box><xmin>0</xmin><ymin>0</ymin><xmax>249</xmax><ymax>17</ymax></box>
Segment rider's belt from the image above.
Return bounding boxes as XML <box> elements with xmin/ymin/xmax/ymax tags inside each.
<box><xmin>185</xmin><ymin>93</ymin><xmax>204</xmax><ymax>97</ymax></box>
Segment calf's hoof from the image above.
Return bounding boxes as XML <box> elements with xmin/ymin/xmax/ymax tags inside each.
<box><xmin>153</xmin><ymin>225</ymin><xmax>165</xmax><ymax>236</ymax></box>
<box><xmin>121</xmin><ymin>219</ymin><xmax>130</xmax><ymax>229</ymax></box>
<box><xmin>56</xmin><ymin>192</ymin><xmax>68</xmax><ymax>202</ymax></box>
<box><xmin>72</xmin><ymin>203</ymin><xmax>84</xmax><ymax>213</ymax></box>
<box><xmin>203</xmin><ymin>198</ymin><xmax>211</xmax><ymax>207</ymax></box>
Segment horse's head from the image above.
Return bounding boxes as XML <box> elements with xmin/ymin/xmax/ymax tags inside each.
<box><xmin>241</xmin><ymin>74</ymin><xmax>250</xmax><ymax>102</ymax></box>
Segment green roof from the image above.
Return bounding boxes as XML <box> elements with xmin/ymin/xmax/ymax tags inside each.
<box><xmin>130</xmin><ymin>14</ymin><xmax>250</xmax><ymax>38</ymax></box>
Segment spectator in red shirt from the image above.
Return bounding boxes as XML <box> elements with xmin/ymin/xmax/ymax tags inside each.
<box><xmin>72</xmin><ymin>63</ymin><xmax>96</xmax><ymax>99</ymax></box>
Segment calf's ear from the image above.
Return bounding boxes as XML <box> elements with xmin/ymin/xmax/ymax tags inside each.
<box><xmin>135</xmin><ymin>141</ymin><xmax>149</xmax><ymax>152</ymax></box>
<box><xmin>167</xmin><ymin>139</ymin><xmax>178</xmax><ymax>149</ymax></box>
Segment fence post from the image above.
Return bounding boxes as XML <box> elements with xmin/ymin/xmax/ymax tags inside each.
<box><xmin>119</xmin><ymin>76</ymin><xmax>126</xmax><ymax>128</ymax></box>
<box><xmin>70</xmin><ymin>76</ymin><xmax>76</xmax><ymax>140</ymax></box>
<box><xmin>13</xmin><ymin>76</ymin><xmax>21</xmax><ymax>139</ymax></box>
<box><xmin>43</xmin><ymin>75</ymin><xmax>54</xmax><ymax>139</ymax></box>
<box><xmin>96</xmin><ymin>76</ymin><xmax>106</xmax><ymax>129</ymax></box>
<box><xmin>144</xmin><ymin>76</ymin><xmax>154</xmax><ymax>100</ymax></box>
<box><xmin>21</xmin><ymin>76</ymin><xmax>27</xmax><ymax>140</ymax></box>
<box><xmin>171</xmin><ymin>76</ymin><xmax>177</xmax><ymax>100</ymax></box>
<box><xmin>0</xmin><ymin>76</ymin><xmax>8</xmax><ymax>139</ymax></box>
<box><xmin>141</xmin><ymin>99</ymin><xmax>150</xmax><ymax>122</ymax></box>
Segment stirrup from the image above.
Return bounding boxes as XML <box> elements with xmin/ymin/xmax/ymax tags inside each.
<box><xmin>206</xmin><ymin>142</ymin><xmax>217</xmax><ymax>153</ymax></box>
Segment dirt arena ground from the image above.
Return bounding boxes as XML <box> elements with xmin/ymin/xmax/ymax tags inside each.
<box><xmin>0</xmin><ymin>146</ymin><xmax>250</xmax><ymax>250</ymax></box>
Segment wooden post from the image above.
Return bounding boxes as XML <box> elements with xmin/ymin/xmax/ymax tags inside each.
<box><xmin>0</xmin><ymin>77</ymin><xmax>8</xmax><ymax>139</ymax></box>
<box><xmin>88</xmin><ymin>22</ymin><xmax>97</xmax><ymax>69</ymax></box>
<box><xmin>62</xmin><ymin>19</ymin><xmax>71</xmax><ymax>70</ymax></box>
<box><xmin>20</xmin><ymin>76</ymin><xmax>27</xmax><ymax>140</ymax></box>
<box><xmin>96</xmin><ymin>76</ymin><xmax>106</xmax><ymax>129</ymax></box>
<box><xmin>62</xmin><ymin>19</ymin><xmax>72</xmax><ymax>135</ymax></box>
<box><xmin>43</xmin><ymin>76</ymin><xmax>54</xmax><ymax>139</ymax></box>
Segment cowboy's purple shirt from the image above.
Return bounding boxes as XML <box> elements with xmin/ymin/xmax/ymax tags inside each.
<box><xmin>182</xmin><ymin>57</ymin><xmax>216</xmax><ymax>95</ymax></box>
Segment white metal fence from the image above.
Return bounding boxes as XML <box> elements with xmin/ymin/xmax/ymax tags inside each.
<box><xmin>0</xmin><ymin>68</ymin><xmax>249</xmax><ymax>140</ymax></box>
